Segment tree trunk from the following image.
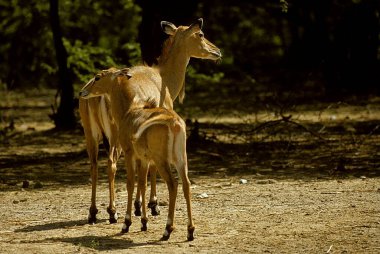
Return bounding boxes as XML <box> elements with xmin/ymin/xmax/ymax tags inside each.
<box><xmin>49</xmin><ymin>0</ymin><xmax>76</xmax><ymax>129</ymax></box>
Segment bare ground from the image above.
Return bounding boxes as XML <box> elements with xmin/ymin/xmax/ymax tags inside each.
<box><xmin>0</xmin><ymin>88</ymin><xmax>380</xmax><ymax>253</ymax></box>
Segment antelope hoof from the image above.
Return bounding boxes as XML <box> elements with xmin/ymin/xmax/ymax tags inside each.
<box><xmin>134</xmin><ymin>200</ymin><xmax>142</xmax><ymax>216</ymax></box>
<box><xmin>187</xmin><ymin>226</ymin><xmax>195</xmax><ymax>241</ymax></box>
<box><xmin>141</xmin><ymin>218</ymin><xmax>148</xmax><ymax>231</ymax></box>
<box><xmin>107</xmin><ymin>207</ymin><xmax>118</xmax><ymax>224</ymax></box>
<box><xmin>121</xmin><ymin>219</ymin><xmax>132</xmax><ymax>233</ymax></box>
<box><xmin>109</xmin><ymin>216</ymin><xmax>117</xmax><ymax>224</ymax></box>
<box><xmin>160</xmin><ymin>225</ymin><xmax>174</xmax><ymax>241</ymax></box>
<box><xmin>88</xmin><ymin>207</ymin><xmax>98</xmax><ymax>224</ymax></box>
<box><xmin>88</xmin><ymin>216</ymin><xmax>97</xmax><ymax>224</ymax></box>
<box><xmin>148</xmin><ymin>201</ymin><xmax>160</xmax><ymax>216</ymax></box>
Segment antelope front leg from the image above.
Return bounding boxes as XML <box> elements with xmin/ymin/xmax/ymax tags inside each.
<box><xmin>89</xmin><ymin>160</ymin><xmax>98</xmax><ymax>224</ymax></box>
<box><xmin>148</xmin><ymin>164</ymin><xmax>160</xmax><ymax>216</ymax></box>
<box><xmin>137</xmin><ymin>162</ymin><xmax>149</xmax><ymax>231</ymax></box>
<box><xmin>106</xmin><ymin>147</ymin><xmax>118</xmax><ymax>223</ymax></box>
<box><xmin>87</xmin><ymin>139</ymin><xmax>99</xmax><ymax>224</ymax></box>
<box><xmin>121</xmin><ymin>154</ymin><xmax>135</xmax><ymax>233</ymax></box>
<box><xmin>180</xmin><ymin>162</ymin><xmax>195</xmax><ymax>241</ymax></box>
<box><xmin>134</xmin><ymin>181</ymin><xmax>142</xmax><ymax>216</ymax></box>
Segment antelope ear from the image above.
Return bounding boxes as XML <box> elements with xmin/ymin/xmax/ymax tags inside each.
<box><xmin>120</xmin><ymin>68</ymin><xmax>132</xmax><ymax>79</ymax></box>
<box><xmin>111</xmin><ymin>68</ymin><xmax>132</xmax><ymax>80</ymax></box>
<box><xmin>188</xmin><ymin>18</ymin><xmax>203</xmax><ymax>33</ymax></box>
<box><xmin>111</xmin><ymin>69</ymin><xmax>122</xmax><ymax>80</ymax></box>
<box><xmin>161</xmin><ymin>21</ymin><xmax>177</xmax><ymax>35</ymax></box>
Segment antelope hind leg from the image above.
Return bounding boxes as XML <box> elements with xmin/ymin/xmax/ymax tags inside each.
<box><xmin>148</xmin><ymin>164</ymin><xmax>160</xmax><ymax>216</ymax></box>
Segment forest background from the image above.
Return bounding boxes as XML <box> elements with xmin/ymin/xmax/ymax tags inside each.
<box><xmin>0</xmin><ymin>0</ymin><xmax>379</xmax><ymax>130</ymax></box>
<box><xmin>0</xmin><ymin>2</ymin><xmax>379</xmax><ymax>252</ymax></box>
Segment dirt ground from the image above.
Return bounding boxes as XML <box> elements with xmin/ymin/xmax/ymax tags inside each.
<box><xmin>1</xmin><ymin>88</ymin><xmax>380</xmax><ymax>253</ymax></box>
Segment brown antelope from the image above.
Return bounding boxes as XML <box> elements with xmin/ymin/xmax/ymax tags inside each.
<box><xmin>133</xmin><ymin>17</ymin><xmax>221</xmax><ymax>215</ymax></box>
<box><xmin>78</xmin><ymin>18</ymin><xmax>221</xmax><ymax>225</ymax></box>
<box><xmin>79</xmin><ymin>93</ymin><xmax>121</xmax><ymax>224</ymax></box>
<box><xmin>79</xmin><ymin>74</ymin><xmax>162</xmax><ymax>224</ymax></box>
<box><xmin>157</xmin><ymin>18</ymin><xmax>221</xmax><ymax>103</ymax></box>
<box><xmin>79</xmin><ymin>68</ymin><xmax>194</xmax><ymax>241</ymax></box>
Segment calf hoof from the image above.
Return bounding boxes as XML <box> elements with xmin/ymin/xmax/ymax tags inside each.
<box><xmin>109</xmin><ymin>216</ymin><xmax>118</xmax><ymax>224</ymax></box>
<box><xmin>107</xmin><ymin>207</ymin><xmax>118</xmax><ymax>224</ymax></box>
<box><xmin>160</xmin><ymin>225</ymin><xmax>174</xmax><ymax>241</ymax></box>
<box><xmin>134</xmin><ymin>200</ymin><xmax>142</xmax><ymax>216</ymax></box>
<box><xmin>160</xmin><ymin>235</ymin><xmax>170</xmax><ymax>241</ymax></box>
<box><xmin>187</xmin><ymin>226</ymin><xmax>195</xmax><ymax>241</ymax></box>
<box><xmin>88</xmin><ymin>207</ymin><xmax>98</xmax><ymax>224</ymax></box>
<box><xmin>121</xmin><ymin>219</ymin><xmax>132</xmax><ymax>233</ymax></box>
<box><xmin>148</xmin><ymin>201</ymin><xmax>160</xmax><ymax>216</ymax></box>
<box><xmin>141</xmin><ymin>218</ymin><xmax>148</xmax><ymax>231</ymax></box>
<box><xmin>88</xmin><ymin>216</ymin><xmax>97</xmax><ymax>224</ymax></box>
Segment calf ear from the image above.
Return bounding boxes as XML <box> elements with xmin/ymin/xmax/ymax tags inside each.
<box><xmin>111</xmin><ymin>69</ymin><xmax>122</xmax><ymax>80</ymax></box>
<box><xmin>112</xmin><ymin>68</ymin><xmax>132</xmax><ymax>80</ymax></box>
<box><xmin>121</xmin><ymin>68</ymin><xmax>132</xmax><ymax>79</ymax></box>
<box><xmin>161</xmin><ymin>21</ymin><xmax>177</xmax><ymax>35</ymax></box>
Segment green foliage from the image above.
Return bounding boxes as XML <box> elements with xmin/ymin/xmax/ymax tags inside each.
<box><xmin>121</xmin><ymin>42</ymin><xmax>142</xmax><ymax>66</ymax></box>
<box><xmin>0</xmin><ymin>0</ymin><xmax>378</xmax><ymax>94</ymax></box>
<box><xmin>280</xmin><ymin>0</ymin><xmax>289</xmax><ymax>13</ymax></box>
<box><xmin>187</xmin><ymin>65</ymin><xmax>224</xmax><ymax>86</ymax></box>
<box><xmin>0</xmin><ymin>0</ymin><xmax>141</xmax><ymax>88</ymax></box>
<box><xmin>58</xmin><ymin>0</ymin><xmax>141</xmax><ymax>68</ymax></box>
<box><xmin>62</xmin><ymin>39</ymin><xmax>141</xmax><ymax>86</ymax></box>
<box><xmin>64</xmin><ymin>39</ymin><xmax>117</xmax><ymax>84</ymax></box>
<box><xmin>0</xmin><ymin>0</ymin><xmax>51</xmax><ymax>87</ymax></box>
<box><xmin>200</xmin><ymin>1</ymin><xmax>287</xmax><ymax>73</ymax></box>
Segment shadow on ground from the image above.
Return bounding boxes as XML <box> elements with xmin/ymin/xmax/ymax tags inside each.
<box><xmin>1</xmin><ymin>114</ymin><xmax>379</xmax><ymax>192</ymax></box>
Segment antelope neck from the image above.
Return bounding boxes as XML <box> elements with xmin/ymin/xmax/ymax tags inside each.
<box><xmin>159</xmin><ymin>46</ymin><xmax>190</xmax><ymax>101</ymax></box>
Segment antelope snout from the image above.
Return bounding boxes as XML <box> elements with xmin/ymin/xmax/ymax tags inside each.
<box><xmin>79</xmin><ymin>90</ymin><xmax>89</xmax><ymax>98</ymax></box>
<box><xmin>209</xmin><ymin>49</ymin><xmax>222</xmax><ymax>61</ymax></box>
<box><xmin>213</xmin><ymin>50</ymin><xmax>222</xmax><ymax>59</ymax></box>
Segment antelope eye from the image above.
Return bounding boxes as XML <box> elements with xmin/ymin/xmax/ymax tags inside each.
<box><xmin>199</xmin><ymin>33</ymin><xmax>204</xmax><ymax>38</ymax></box>
<box><xmin>94</xmin><ymin>75</ymin><xmax>100</xmax><ymax>81</ymax></box>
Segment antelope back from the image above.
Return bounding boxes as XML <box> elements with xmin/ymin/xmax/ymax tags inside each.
<box><xmin>79</xmin><ymin>96</ymin><xmax>116</xmax><ymax>143</ymax></box>
<box><xmin>123</xmin><ymin>66</ymin><xmax>173</xmax><ymax>109</ymax></box>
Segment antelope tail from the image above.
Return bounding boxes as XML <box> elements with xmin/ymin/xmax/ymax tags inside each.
<box><xmin>133</xmin><ymin>115</ymin><xmax>178</xmax><ymax>142</ymax></box>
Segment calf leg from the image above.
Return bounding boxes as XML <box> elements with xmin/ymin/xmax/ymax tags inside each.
<box><xmin>134</xmin><ymin>179</ymin><xmax>142</xmax><ymax>216</ymax></box>
<box><xmin>89</xmin><ymin>161</ymin><xmax>99</xmax><ymax>224</ymax></box>
<box><xmin>148</xmin><ymin>164</ymin><xmax>160</xmax><ymax>216</ymax></box>
<box><xmin>135</xmin><ymin>164</ymin><xmax>160</xmax><ymax>217</ymax></box>
<box><xmin>137</xmin><ymin>162</ymin><xmax>149</xmax><ymax>231</ymax></box>
<box><xmin>107</xmin><ymin>146</ymin><xmax>118</xmax><ymax>223</ymax></box>
<box><xmin>87</xmin><ymin>138</ymin><xmax>99</xmax><ymax>224</ymax></box>
<box><xmin>179</xmin><ymin>161</ymin><xmax>195</xmax><ymax>241</ymax></box>
<box><xmin>156</xmin><ymin>162</ymin><xmax>178</xmax><ymax>241</ymax></box>
<box><xmin>121</xmin><ymin>153</ymin><xmax>135</xmax><ymax>233</ymax></box>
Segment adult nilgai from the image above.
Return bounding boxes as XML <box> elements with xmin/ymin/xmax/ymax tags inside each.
<box><xmin>80</xmin><ymin>67</ymin><xmax>193</xmax><ymax>240</ymax></box>
<box><xmin>78</xmin><ymin>18</ymin><xmax>221</xmax><ymax>228</ymax></box>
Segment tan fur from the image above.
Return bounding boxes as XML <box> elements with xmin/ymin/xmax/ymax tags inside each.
<box><xmin>120</xmin><ymin>96</ymin><xmax>193</xmax><ymax>242</ymax></box>
<box><xmin>80</xmin><ymin>68</ymin><xmax>194</xmax><ymax>240</ymax></box>
<box><xmin>157</xmin><ymin>19</ymin><xmax>221</xmax><ymax>103</ymax></box>
<box><xmin>79</xmin><ymin>95</ymin><xmax>121</xmax><ymax>223</ymax></box>
<box><xmin>79</xmin><ymin>18</ymin><xmax>220</xmax><ymax>238</ymax></box>
<box><xmin>79</xmin><ymin>67</ymin><xmax>168</xmax><ymax>222</ymax></box>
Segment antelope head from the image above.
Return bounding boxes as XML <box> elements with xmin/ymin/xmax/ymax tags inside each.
<box><xmin>161</xmin><ymin>18</ymin><xmax>222</xmax><ymax>61</ymax></box>
<box><xmin>79</xmin><ymin>67</ymin><xmax>131</xmax><ymax>99</ymax></box>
